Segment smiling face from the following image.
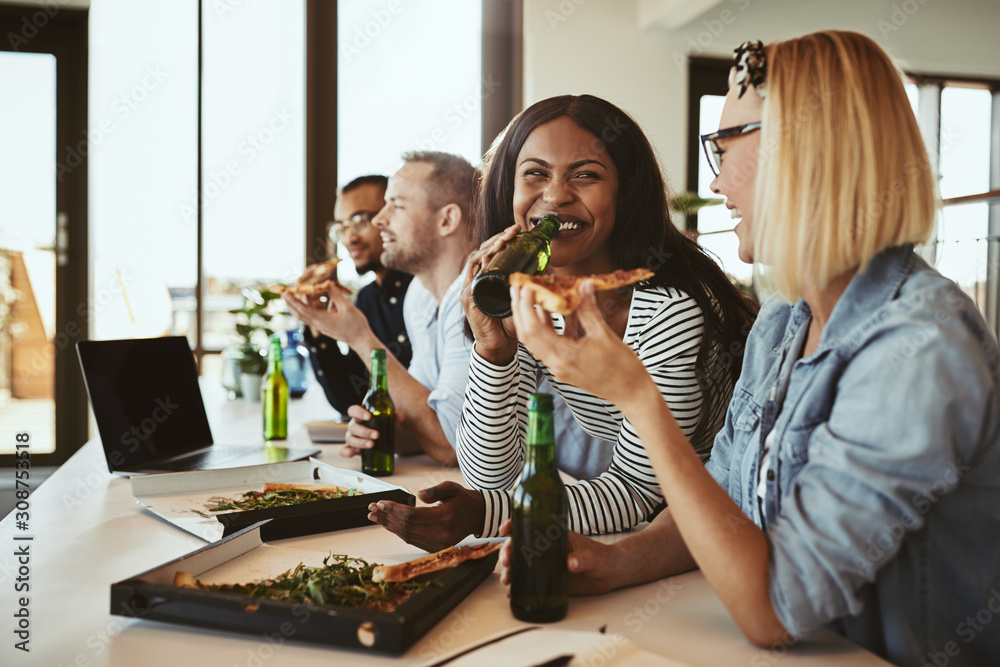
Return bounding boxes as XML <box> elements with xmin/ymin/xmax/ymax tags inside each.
<box><xmin>372</xmin><ymin>161</ymin><xmax>439</xmax><ymax>275</ymax></box>
<box><xmin>333</xmin><ymin>183</ymin><xmax>386</xmax><ymax>275</ymax></box>
<box><xmin>710</xmin><ymin>86</ymin><xmax>764</xmax><ymax>264</ymax></box>
<box><xmin>512</xmin><ymin>116</ymin><xmax>619</xmax><ymax>275</ymax></box>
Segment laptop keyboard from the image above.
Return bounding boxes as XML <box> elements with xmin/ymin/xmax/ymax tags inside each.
<box><xmin>156</xmin><ymin>447</ymin><xmax>265</xmax><ymax>472</ymax></box>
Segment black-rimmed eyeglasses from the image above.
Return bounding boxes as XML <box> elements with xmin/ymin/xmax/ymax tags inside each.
<box><xmin>330</xmin><ymin>211</ymin><xmax>375</xmax><ymax>241</ymax></box>
<box><xmin>700</xmin><ymin>122</ymin><xmax>762</xmax><ymax>177</ymax></box>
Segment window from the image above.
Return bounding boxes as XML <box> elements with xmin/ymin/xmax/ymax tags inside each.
<box><xmin>686</xmin><ymin>59</ymin><xmax>751</xmax><ymax>285</ymax></box>
<box><xmin>335</xmin><ymin>0</ymin><xmax>484</xmax><ymax>286</ymax></box>
<box><xmin>89</xmin><ymin>0</ymin><xmax>504</xmax><ymax>378</ymax></box>
<box><xmin>200</xmin><ymin>0</ymin><xmax>306</xmax><ymax>350</ymax></box>
<box><xmin>694</xmin><ymin>92</ymin><xmax>752</xmax><ymax>284</ymax></box>
<box><xmin>934</xmin><ymin>85</ymin><xmax>993</xmax><ymax>312</ymax></box>
<box><xmin>91</xmin><ymin>0</ymin><xmax>306</xmax><ymax>365</ymax></box>
<box><xmin>90</xmin><ymin>0</ymin><xmax>198</xmax><ymax>344</ymax></box>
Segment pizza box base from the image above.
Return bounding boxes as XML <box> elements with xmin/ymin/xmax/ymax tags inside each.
<box><xmin>131</xmin><ymin>458</ymin><xmax>414</xmax><ymax>542</ymax></box>
<box><xmin>110</xmin><ymin>523</ymin><xmax>499</xmax><ymax>655</ymax></box>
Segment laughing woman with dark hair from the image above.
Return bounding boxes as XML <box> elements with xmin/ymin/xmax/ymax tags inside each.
<box><xmin>450</xmin><ymin>95</ymin><xmax>756</xmax><ymax>541</ymax></box>
<box><xmin>367</xmin><ymin>95</ymin><xmax>757</xmax><ymax>551</ymax></box>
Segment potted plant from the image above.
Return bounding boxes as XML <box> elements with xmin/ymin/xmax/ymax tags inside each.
<box><xmin>222</xmin><ymin>286</ymin><xmax>282</xmax><ymax>400</ymax></box>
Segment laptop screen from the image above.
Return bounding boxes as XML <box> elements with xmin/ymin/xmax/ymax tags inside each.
<box><xmin>77</xmin><ymin>337</ymin><xmax>214</xmax><ymax>471</ymax></box>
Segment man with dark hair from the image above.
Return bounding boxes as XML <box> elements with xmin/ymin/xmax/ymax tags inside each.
<box><xmin>298</xmin><ymin>175</ymin><xmax>414</xmax><ymax>416</ymax></box>
<box><xmin>285</xmin><ymin>152</ymin><xmax>479</xmax><ymax>465</ymax></box>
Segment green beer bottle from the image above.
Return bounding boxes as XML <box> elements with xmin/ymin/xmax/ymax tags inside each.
<box><xmin>262</xmin><ymin>336</ymin><xmax>288</xmax><ymax>440</ymax></box>
<box><xmin>510</xmin><ymin>393</ymin><xmax>569</xmax><ymax>622</ymax></box>
<box><xmin>361</xmin><ymin>349</ymin><xmax>395</xmax><ymax>476</ymax></box>
<box><xmin>471</xmin><ymin>214</ymin><xmax>560</xmax><ymax>318</ymax></box>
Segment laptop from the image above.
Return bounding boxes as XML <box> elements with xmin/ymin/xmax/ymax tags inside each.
<box><xmin>77</xmin><ymin>336</ymin><xmax>319</xmax><ymax>474</ymax></box>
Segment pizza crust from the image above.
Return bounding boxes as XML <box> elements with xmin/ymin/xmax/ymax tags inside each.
<box><xmin>173</xmin><ymin>571</ymin><xmax>200</xmax><ymax>589</ymax></box>
<box><xmin>269</xmin><ymin>280</ymin><xmax>353</xmax><ymax>297</ymax></box>
<box><xmin>371</xmin><ymin>541</ymin><xmax>503</xmax><ymax>583</ymax></box>
<box><xmin>262</xmin><ymin>482</ymin><xmax>354</xmax><ymax>495</ymax></box>
<box><xmin>509</xmin><ymin>268</ymin><xmax>655</xmax><ymax>315</ymax></box>
<box><xmin>301</xmin><ymin>261</ymin><xmax>339</xmax><ymax>283</ymax></box>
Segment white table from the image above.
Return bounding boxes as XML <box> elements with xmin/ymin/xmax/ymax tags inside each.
<box><xmin>0</xmin><ymin>385</ymin><xmax>890</xmax><ymax>666</ymax></box>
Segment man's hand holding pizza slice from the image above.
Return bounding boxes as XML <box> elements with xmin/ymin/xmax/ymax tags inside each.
<box><xmin>274</xmin><ymin>260</ymin><xmax>355</xmax><ymax>337</ymax></box>
<box><xmin>280</xmin><ymin>264</ymin><xmax>369</xmax><ymax>349</ymax></box>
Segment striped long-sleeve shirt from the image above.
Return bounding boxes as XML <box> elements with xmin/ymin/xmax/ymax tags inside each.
<box><xmin>457</xmin><ymin>285</ymin><xmax>730</xmax><ymax>537</ymax></box>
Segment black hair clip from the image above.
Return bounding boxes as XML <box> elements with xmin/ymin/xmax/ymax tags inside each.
<box><xmin>731</xmin><ymin>40</ymin><xmax>767</xmax><ymax>98</ymax></box>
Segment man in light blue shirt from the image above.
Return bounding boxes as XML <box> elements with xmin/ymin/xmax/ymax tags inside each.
<box><xmin>400</xmin><ymin>269</ymin><xmax>470</xmax><ymax>454</ymax></box>
<box><xmin>285</xmin><ymin>151</ymin><xmax>478</xmax><ymax>465</ymax></box>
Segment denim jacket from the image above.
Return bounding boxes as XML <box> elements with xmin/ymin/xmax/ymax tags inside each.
<box><xmin>705</xmin><ymin>245</ymin><xmax>1000</xmax><ymax>666</ymax></box>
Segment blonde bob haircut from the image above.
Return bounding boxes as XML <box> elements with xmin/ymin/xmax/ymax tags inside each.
<box><xmin>753</xmin><ymin>30</ymin><xmax>937</xmax><ymax>300</ymax></box>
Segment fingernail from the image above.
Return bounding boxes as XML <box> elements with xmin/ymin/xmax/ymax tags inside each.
<box><xmin>368</xmin><ymin>503</ymin><xmax>377</xmax><ymax>511</ymax></box>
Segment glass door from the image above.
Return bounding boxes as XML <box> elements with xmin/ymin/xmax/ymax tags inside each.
<box><xmin>0</xmin><ymin>7</ymin><xmax>89</xmax><ymax>467</ymax></box>
<box><xmin>0</xmin><ymin>52</ymin><xmax>58</xmax><ymax>455</ymax></box>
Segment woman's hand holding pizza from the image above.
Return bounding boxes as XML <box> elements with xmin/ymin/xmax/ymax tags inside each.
<box><xmin>510</xmin><ymin>280</ymin><xmax>655</xmax><ymax>408</ymax></box>
<box><xmin>460</xmin><ymin>224</ymin><xmax>522</xmax><ymax>366</ymax></box>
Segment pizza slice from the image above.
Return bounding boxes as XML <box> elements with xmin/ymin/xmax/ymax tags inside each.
<box><xmin>371</xmin><ymin>541</ymin><xmax>503</xmax><ymax>583</ymax></box>
<box><xmin>509</xmin><ymin>267</ymin><xmax>655</xmax><ymax>315</ymax></box>
<box><xmin>300</xmin><ymin>261</ymin><xmax>339</xmax><ymax>284</ymax></box>
<box><xmin>270</xmin><ymin>260</ymin><xmax>353</xmax><ymax>297</ymax></box>
<box><xmin>270</xmin><ymin>280</ymin><xmax>336</xmax><ymax>296</ymax></box>
<box><xmin>171</xmin><ymin>553</ymin><xmax>435</xmax><ymax>611</ymax></box>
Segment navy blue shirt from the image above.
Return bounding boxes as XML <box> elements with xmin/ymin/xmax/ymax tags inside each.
<box><xmin>304</xmin><ymin>269</ymin><xmax>413</xmax><ymax>415</ymax></box>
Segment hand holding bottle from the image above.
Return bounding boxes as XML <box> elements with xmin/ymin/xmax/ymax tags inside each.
<box><xmin>460</xmin><ymin>224</ymin><xmax>523</xmax><ymax>365</ymax></box>
<box><xmin>360</xmin><ymin>349</ymin><xmax>394</xmax><ymax>476</ymax></box>
<box><xmin>498</xmin><ymin>519</ymin><xmax>623</xmax><ymax>597</ymax></box>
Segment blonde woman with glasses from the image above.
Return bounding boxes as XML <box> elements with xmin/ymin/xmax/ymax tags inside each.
<box><xmin>502</xmin><ymin>30</ymin><xmax>1000</xmax><ymax>665</ymax></box>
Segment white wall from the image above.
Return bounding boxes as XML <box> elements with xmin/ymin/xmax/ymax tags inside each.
<box><xmin>523</xmin><ymin>0</ymin><xmax>1000</xmax><ymax>188</ymax></box>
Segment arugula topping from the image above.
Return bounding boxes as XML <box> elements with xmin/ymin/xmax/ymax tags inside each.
<box><xmin>194</xmin><ymin>554</ymin><xmax>438</xmax><ymax>610</ymax></box>
<box><xmin>193</xmin><ymin>487</ymin><xmax>359</xmax><ymax>515</ymax></box>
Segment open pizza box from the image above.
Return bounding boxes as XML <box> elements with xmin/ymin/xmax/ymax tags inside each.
<box><xmin>131</xmin><ymin>458</ymin><xmax>414</xmax><ymax>542</ymax></box>
<box><xmin>110</xmin><ymin>523</ymin><xmax>499</xmax><ymax>655</ymax></box>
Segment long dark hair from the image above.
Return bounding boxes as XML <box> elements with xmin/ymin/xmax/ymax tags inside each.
<box><xmin>478</xmin><ymin>94</ymin><xmax>758</xmax><ymax>443</ymax></box>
